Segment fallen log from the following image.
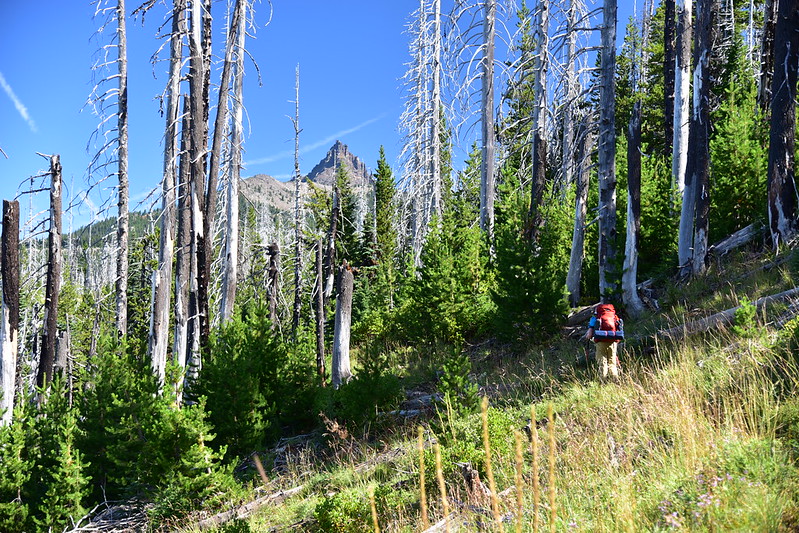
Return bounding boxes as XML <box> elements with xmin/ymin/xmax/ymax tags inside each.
<box><xmin>708</xmin><ymin>222</ymin><xmax>764</xmax><ymax>257</ymax></box>
<box><xmin>657</xmin><ymin>287</ymin><xmax>799</xmax><ymax>342</ymax></box>
<box><xmin>196</xmin><ymin>485</ymin><xmax>303</xmax><ymax>530</ymax></box>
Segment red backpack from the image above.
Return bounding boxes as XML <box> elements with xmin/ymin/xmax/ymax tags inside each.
<box><xmin>592</xmin><ymin>303</ymin><xmax>624</xmax><ymax>342</ymax></box>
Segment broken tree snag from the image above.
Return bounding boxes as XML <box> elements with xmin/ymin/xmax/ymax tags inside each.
<box><xmin>1</xmin><ymin>200</ymin><xmax>19</xmax><ymax>426</ymax></box>
<box><xmin>37</xmin><ymin>156</ymin><xmax>62</xmax><ymax>390</ymax></box>
<box><xmin>332</xmin><ymin>262</ymin><xmax>353</xmax><ymax>389</ymax></box>
<box><xmin>658</xmin><ymin>287</ymin><xmax>799</xmax><ymax>342</ymax></box>
<box><xmin>267</xmin><ymin>243</ymin><xmax>280</xmax><ymax>327</ymax></box>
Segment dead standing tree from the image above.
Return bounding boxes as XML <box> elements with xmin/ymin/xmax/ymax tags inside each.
<box><xmin>219</xmin><ymin>0</ymin><xmax>250</xmax><ymax>324</ymax></box>
<box><xmin>332</xmin><ymin>262</ymin><xmax>353</xmax><ymax>389</ymax></box>
<box><xmin>1</xmin><ymin>200</ymin><xmax>20</xmax><ymax>426</ymax></box>
<box><xmin>148</xmin><ymin>0</ymin><xmax>186</xmax><ymax>387</ymax></box>
<box><xmin>85</xmin><ymin>0</ymin><xmax>131</xmax><ymax>338</ymax></box>
<box><xmin>766</xmin><ymin>0</ymin><xmax>799</xmax><ymax>247</ymax></box>
<box><xmin>622</xmin><ymin>3</ymin><xmax>652</xmax><ymax>317</ymax></box>
<box><xmin>36</xmin><ymin>155</ymin><xmax>62</xmax><ymax>391</ymax></box>
<box><xmin>597</xmin><ymin>0</ymin><xmax>618</xmax><ymax>301</ymax></box>
<box><xmin>290</xmin><ymin>65</ymin><xmax>303</xmax><ymax>337</ymax></box>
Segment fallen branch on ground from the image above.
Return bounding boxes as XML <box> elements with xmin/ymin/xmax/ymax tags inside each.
<box><xmin>656</xmin><ymin>287</ymin><xmax>799</xmax><ymax>343</ymax></box>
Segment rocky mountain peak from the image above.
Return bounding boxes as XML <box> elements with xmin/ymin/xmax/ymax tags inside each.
<box><xmin>306</xmin><ymin>140</ymin><xmax>372</xmax><ymax>188</ymax></box>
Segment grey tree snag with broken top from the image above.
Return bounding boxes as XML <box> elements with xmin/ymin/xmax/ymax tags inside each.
<box><xmin>1</xmin><ymin>200</ymin><xmax>19</xmax><ymax>426</ymax></box>
<box><xmin>149</xmin><ymin>0</ymin><xmax>185</xmax><ymax>387</ymax></box>
<box><xmin>37</xmin><ymin>156</ymin><xmax>62</xmax><ymax>390</ymax></box>
<box><xmin>332</xmin><ymin>262</ymin><xmax>353</xmax><ymax>389</ymax></box>
<box><xmin>766</xmin><ymin>0</ymin><xmax>799</xmax><ymax>247</ymax></box>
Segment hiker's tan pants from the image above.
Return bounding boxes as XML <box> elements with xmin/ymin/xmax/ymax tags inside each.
<box><xmin>595</xmin><ymin>341</ymin><xmax>619</xmax><ymax>379</ymax></box>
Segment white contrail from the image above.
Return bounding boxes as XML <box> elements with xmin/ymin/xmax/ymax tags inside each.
<box><xmin>245</xmin><ymin>114</ymin><xmax>386</xmax><ymax>166</ymax></box>
<box><xmin>0</xmin><ymin>71</ymin><xmax>37</xmax><ymax>133</ymax></box>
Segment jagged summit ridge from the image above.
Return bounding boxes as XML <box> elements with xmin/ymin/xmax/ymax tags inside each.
<box><xmin>305</xmin><ymin>140</ymin><xmax>371</xmax><ymax>188</ymax></box>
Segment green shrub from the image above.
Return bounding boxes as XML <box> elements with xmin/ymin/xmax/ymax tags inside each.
<box><xmin>195</xmin><ymin>305</ymin><xmax>318</xmax><ymax>458</ymax></box>
<box><xmin>319</xmin><ymin>345</ymin><xmax>403</xmax><ymax>431</ymax></box>
<box><xmin>313</xmin><ymin>490</ymin><xmax>370</xmax><ymax>532</ymax></box>
<box><xmin>732</xmin><ymin>297</ymin><xmax>757</xmax><ymax>338</ymax></box>
<box><xmin>437</xmin><ymin>348</ymin><xmax>479</xmax><ymax>418</ymax></box>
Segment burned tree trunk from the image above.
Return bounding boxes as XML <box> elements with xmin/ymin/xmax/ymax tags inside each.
<box><xmin>323</xmin><ymin>180</ymin><xmax>339</xmax><ymax>303</ymax></box>
<box><xmin>623</xmin><ymin>101</ymin><xmax>645</xmax><ymax>316</ymax></box>
<box><xmin>479</xmin><ymin>0</ymin><xmax>497</xmax><ymax>241</ymax></box>
<box><xmin>37</xmin><ymin>156</ymin><xmax>62</xmax><ymax>390</ymax></box>
<box><xmin>690</xmin><ymin>0</ymin><xmax>714</xmax><ymax>275</ymax></box>
<box><xmin>672</xmin><ymin>0</ymin><xmax>692</xmax><ymax>196</ymax></box>
<box><xmin>291</xmin><ymin>65</ymin><xmax>303</xmax><ymax>337</ymax></box>
<box><xmin>149</xmin><ymin>0</ymin><xmax>184</xmax><ymax>386</ymax></box>
<box><xmin>528</xmin><ymin>0</ymin><xmax>549</xmax><ymax>244</ymax></box>
<box><xmin>116</xmin><ymin>0</ymin><xmax>129</xmax><ymax>337</ymax></box>
<box><xmin>598</xmin><ymin>0</ymin><xmax>618</xmax><ymax>300</ymax></box>
<box><xmin>315</xmin><ymin>238</ymin><xmax>326</xmax><ymax>387</ymax></box>
<box><xmin>758</xmin><ymin>0</ymin><xmax>778</xmax><ymax>112</ymax></box>
<box><xmin>664</xmin><ymin>0</ymin><xmax>676</xmax><ymax>157</ymax></box>
<box><xmin>766</xmin><ymin>0</ymin><xmax>799</xmax><ymax>247</ymax></box>
<box><xmin>332</xmin><ymin>262</ymin><xmax>353</xmax><ymax>389</ymax></box>
<box><xmin>174</xmin><ymin>104</ymin><xmax>192</xmax><ymax>381</ymax></box>
<box><xmin>566</xmin><ymin>124</ymin><xmax>593</xmax><ymax>307</ymax></box>
<box><xmin>267</xmin><ymin>243</ymin><xmax>280</xmax><ymax>327</ymax></box>
<box><xmin>1</xmin><ymin>200</ymin><xmax>19</xmax><ymax>425</ymax></box>
<box><xmin>219</xmin><ymin>0</ymin><xmax>248</xmax><ymax>323</ymax></box>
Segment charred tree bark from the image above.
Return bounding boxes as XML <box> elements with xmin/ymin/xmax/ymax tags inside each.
<box><xmin>323</xmin><ymin>180</ymin><xmax>339</xmax><ymax>304</ymax></box>
<box><xmin>766</xmin><ymin>0</ymin><xmax>799</xmax><ymax>246</ymax></box>
<box><xmin>220</xmin><ymin>0</ymin><xmax>248</xmax><ymax>323</ymax></box>
<box><xmin>174</xmin><ymin>103</ymin><xmax>192</xmax><ymax>383</ymax></box>
<box><xmin>149</xmin><ymin>0</ymin><xmax>184</xmax><ymax>386</ymax></box>
<box><xmin>1</xmin><ymin>200</ymin><xmax>19</xmax><ymax>425</ymax></box>
<box><xmin>315</xmin><ymin>238</ymin><xmax>326</xmax><ymax>387</ymax></box>
<box><xmin>479</xmin><ymin>0</ymin><xmax>496</xmax><ymax>242</ymax></box>
<box><xmin>267</xmin><ymin>243</ymin><xmax>280</xmax><ymax>327</ymax></box>
<box><xmin>690</xmin><ymin>0</ymin><xmax>714</xmax><ymax>275</ymax></box>
<box><xmin>116</xmin><ymin>0</ymin><xmax>129</xmax><ymax>337</ymax></box>
<box><xmin>758</xmin><ymin>0</ymin><xmax>778</xmax><ymax>112</ymax></box>
<box><xmin>528</xmin><ymin>0</ymin><xmax>549</xmax><ymax>244</ymax></box>
<box><xmin>598</xmin><ymin>0</ymin><xmax>618</xmax><ymax>301</ymax></box>
<box><xmin>37</xmin><ymin>157</ymin><xmax>62</xmax><ymax>390</ymax></box>
<box><xmin>186</xmin><ymin>0</ymin><xmax>210</xmax><ymax>385</ymax></box>
<box><xmin>566</xmin><ymin>125</ymin><xmax>593</xmax><ymax>307</ymax></box>
<box><xmin>623</xmin><ymin>102</ymin><xmax>645</xmax><ymax>316</ymax></box>
<box><xmin>332</xmin><ymin>262</ymin><xmax>353</xmax><ymax>389</ymax></box>
<box><xmin>664</xmin><ymin>0</ymin><xmax>676</xmax><ymax>157</ymax></box>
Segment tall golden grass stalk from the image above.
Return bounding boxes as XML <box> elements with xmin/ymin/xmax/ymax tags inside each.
<box><xmin>514</xmin><ymin>431</ymin><xmax>524</xmax><ymax>533</ymax></box>
<box><xmin>530</xmin><ymin>405</ymin><xmax>540</xmax><ymax>533</ymax></box>
<box><xmin>548</xmin><ymin>403</ymin><xmax>556</xmax><ymax>533</ymax></box>
<box><xmin>370</xmin><ymin>486</ymin><xmax>380</xmax><ymax>533</ymax></box>
<box><xmin>481</xmin><ymin>396</ymin><xmax>501</xmax><ymax>529</ymax></box>
<box><xmin>418</xmin><ymin>426</ymin><xmax>429</xmax><ymax>530</ymax></box>
<box><xmin>434</xmin><ymin>442</ymin><xmax>450</xmax><ymax>533</ymax></box>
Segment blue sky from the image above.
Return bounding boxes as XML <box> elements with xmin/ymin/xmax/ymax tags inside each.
<box><xmin>0</xmin><ymin>0</ymin><xmax>634</xmax><ymax>229</ymax></box>
<box><xmin>0</xmin><ymin>1</ymin><xmax>412</xmax><ymax>227</ymax></box>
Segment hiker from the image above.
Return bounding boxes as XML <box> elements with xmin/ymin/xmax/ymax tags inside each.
<box><xmin>583</xmin><ymin>303</ymin><xmax>624</xmax><ymax>379</ymax></box>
